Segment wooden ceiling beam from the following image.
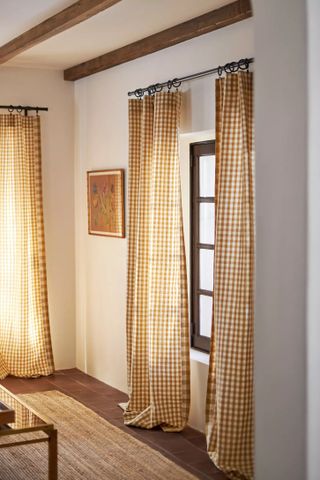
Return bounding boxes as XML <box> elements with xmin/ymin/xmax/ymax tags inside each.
<box><xmin>0</xmin><ymin>0</ymin><xmax>121</xmax><ymax>65</ymax></box>
<box><xmin>64</xmin><ymin>0</ymin><xmax>252</xmax><ymax>82</ymax></box>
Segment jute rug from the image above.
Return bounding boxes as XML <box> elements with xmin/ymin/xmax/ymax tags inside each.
<box><xmin>0</xmin><ymin>391</ymin><xmax>198</xmax><ymax>479</ymax></box>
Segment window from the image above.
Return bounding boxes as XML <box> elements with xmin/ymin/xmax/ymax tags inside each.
<box><xmin>190</xmin><ymin>141</ymin><xmax>215</xmax><ymax>352</ymax></box>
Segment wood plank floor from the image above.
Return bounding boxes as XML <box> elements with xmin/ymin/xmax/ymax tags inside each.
<box><xmin>0</xmin><ymin>369</ymin><xmax>227</xmax><ymax>479</ymax></box>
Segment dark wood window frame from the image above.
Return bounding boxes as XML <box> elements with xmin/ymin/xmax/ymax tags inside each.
<box><xmin>190</xmin><ymin>140</ymin><xmax>215</xmax><ymax>353</ymax></box>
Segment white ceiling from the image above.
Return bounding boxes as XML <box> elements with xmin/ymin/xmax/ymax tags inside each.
<box><xmin>1</xmin><ymin>0</ymin><xmax>231</xmax><ymax>70</ymax></box>
<box><xmin>0</xmin><ymin>0</ymin><xmax>76</xmax><ymax>45</ymax></box>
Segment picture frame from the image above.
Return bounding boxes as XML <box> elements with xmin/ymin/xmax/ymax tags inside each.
<box><xmin>87</xmin><ymin>169</ymin><xmax>125</xmax><ymax>238</ymax></box>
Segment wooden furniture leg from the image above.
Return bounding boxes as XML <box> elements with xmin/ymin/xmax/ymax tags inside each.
<box><xmin>48</xmin><ymin>429</ymin><xmax>58</xmax><ymax>480</ymax></box>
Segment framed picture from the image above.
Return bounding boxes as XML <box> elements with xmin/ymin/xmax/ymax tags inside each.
<box><xmin>87</xmin><ymin>169</ymin><xmax>125</xmax><ymax>238</ymax></box>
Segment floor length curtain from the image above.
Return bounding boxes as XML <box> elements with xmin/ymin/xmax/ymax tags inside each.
<box><xmin>206</xmin><ymin>72</ymin><xmax>254</xmax><ymax>480</ymax></box>
<box><xmin>0</xmin><ymin>115</ymin><xmax>54</xmax><ymax>379</ymax></box>
<box><xmin>124</xmin><ymin>92</ymin><xmax>190</xmax><ymax>431</ymax></box>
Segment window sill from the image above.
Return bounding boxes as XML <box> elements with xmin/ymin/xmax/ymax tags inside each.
<box><xmin>190</xmin><ymin>348</ymin><xmax>210</xmax><ymax>366</ymax></box>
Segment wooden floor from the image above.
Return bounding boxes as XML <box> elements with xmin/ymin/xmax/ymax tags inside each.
<box><xmin>0</xmin><ymin>369</ymin><xmax>227</xmax><ymax>480</ymax></box>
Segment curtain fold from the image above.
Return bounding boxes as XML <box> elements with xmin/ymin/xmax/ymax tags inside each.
<box><xmin>124</xmin><ymin>92</ymin><xmax>190</xmax><ymax>431</ymax></box>
<box><xmin>206</xmin><ymin>72</ymin><xmax>255</xmax><ymax>480</ymax></box>
<box><xmin>0</xmin><ymin>115</ymin><xmax>54</xmax><ymax>379</ymax></box>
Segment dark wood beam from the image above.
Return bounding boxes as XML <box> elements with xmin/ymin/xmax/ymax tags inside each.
<box><xmin>64</xmin><ymin>0</ymin><xmax>252</xmax><ymax>81</ymax></box>
<box><xmin>0</xmin><ymin>0</ymin><xmax>121</xmax><ymax>65</ymax></box>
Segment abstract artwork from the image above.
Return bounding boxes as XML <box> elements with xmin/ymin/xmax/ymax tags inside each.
<box><xmin>87</xmin><ymin>169</ymin><xmax>125</xmax><ymax>237</ymax></box>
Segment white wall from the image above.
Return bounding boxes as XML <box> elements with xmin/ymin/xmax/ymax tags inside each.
<box><xmin>74</xmin><ymin>18</ymin><xmax>253</xmax><ymax>432</ymax></box>
<box><xmin>306</xmin><ymin>1</ymin><xmax>320</xmax><ymax>479</ymax></box>
<box><xmin>254</xmin><ymin>1</ymin><xmax>308</xmax><ymax>479</ymax></box>
<box><xmin>0</xmin><ymin>67</ymin><xmax>75</xmax><ymax>370</ymax></box>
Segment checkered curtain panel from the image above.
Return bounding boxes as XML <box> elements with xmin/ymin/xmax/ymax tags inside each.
<box><xmin>124</xmin><ymin>92</ymin><xmax>190</xmax><ymax>431</ymax></box>
<box><xmin>0</xmin><ymin>115</ymin><xmax>54</xmax><ymax>379</ymax></box>
<box><xmin>206</xmin><ymin>72</ymin><xmax>255</xmax><ymax>480</ymax></box>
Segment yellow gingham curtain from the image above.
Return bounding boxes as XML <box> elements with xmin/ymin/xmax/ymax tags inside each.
<box><xmin>0</xmin><ymin>115</ymin><xmax>54</xmax><ymax>379</ymax></box>
<box><xmin>124</xmin><ymin>92</ymin><xmax>190</xmax><ymax>431</ymax></box>
<box><xmin>206</xmin><ymin>72</ymin><xmax>254</xmax><ymax>479</ymax></box>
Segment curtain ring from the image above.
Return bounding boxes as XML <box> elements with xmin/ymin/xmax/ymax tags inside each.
<box><xmin>134</xmin><ymin>88</ymin><xmax>143</xmax><ymax>99</ymax></box>
<box><xmin>167</xmin><ymin>80</ymin><xmax>173</xmax><ymax>91</ymax></box>
<box><xmin>238</xmin><ymin>59</ymin><xmax>246</xmax><ymax>70</ymax></box>
<box><xmin>147</xmin><ymin>85</ymin><xmax>156</xmax><ymax>96</ymax></box>
<box><xmin>218</xmin><ymin>66</ymin><xmax>223</xmax><ymax>77</ymax></box>
<box><xmin>16</xmin><ymin>106</ymin><xmax>23</xmax><ymax>114</ymax></box>
<box><xmin>36</xmin><ymin>107</ymin><xmax>39</xmax><ymax>116</ymax></box>
<box><xmin>172</xmin><ymin>78</ymin><xmax>182</xmax><ymax>91</ymax></box>
<box><xmin>155</xmin><ymin>83</ymin><xmax>162</xmax><ymax>93</ymax></box>
<box><xmin>8</xmin><ymin>105</ymin><xmax>14</xmax><ymax>114</ymax></box>
<box><xmin>230</xmin><ymin>62</ymin><xmax>238</xmax><ymax>73</ymax></box>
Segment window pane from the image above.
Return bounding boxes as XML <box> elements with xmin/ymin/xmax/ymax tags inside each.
<box><xmin>199</xmin><ymin>249</ymin><xmax>214</xmax><ymax>291</ymax></box>
<box><xmin>199</xmin><ymin>155</ymin><xmax>215</xmax><ymax>197</ymax></box>
<box><xmin>199</xmin><ymin>295</ymin><xmax>212</xmax><ymax>338</ymax></box>
<box><xmin>200</xmin><ymin>203</ymin><xmax>215</xmax><ymax>244</ymax></box>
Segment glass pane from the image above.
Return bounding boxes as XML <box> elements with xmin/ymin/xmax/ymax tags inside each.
<box><xmin>200</xmin><ymin>203</ymin><xmax>215</xmax><ymax>244</ymax></box>
<box><xmin>199</xmin><ymin>155</ymin><xmax>215</xmax><ymax>197</ymax></box>
<box><xmin>0</xmin><ymin>388</ymin><xmax>49</xmax><ymax>431</ymax></box>
<box><xmin>199</xmin><ymin>295</ymin><xmax>212</xmax><ymax>338</ymax></box>
<box><xmin>200</xmin><ymin>249</ymin><xmax>214</xmax><ymax>291</ymax></box>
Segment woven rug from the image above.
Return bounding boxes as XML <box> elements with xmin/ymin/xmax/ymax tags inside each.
<box><xmin>0</xmin><ymin>391</ymin><xmax>198</xmax><ymax>479</ymax></box>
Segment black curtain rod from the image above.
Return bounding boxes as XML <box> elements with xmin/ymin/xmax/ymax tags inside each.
<box><xmin>0</xmin><ymin>105</ymin><xmax>48</xmax><ymax>116</ymax></box>
<box><xmin>128</xmin><ymin>57</ymin><xmax>254</xmax><ymax>98</ymax></box>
